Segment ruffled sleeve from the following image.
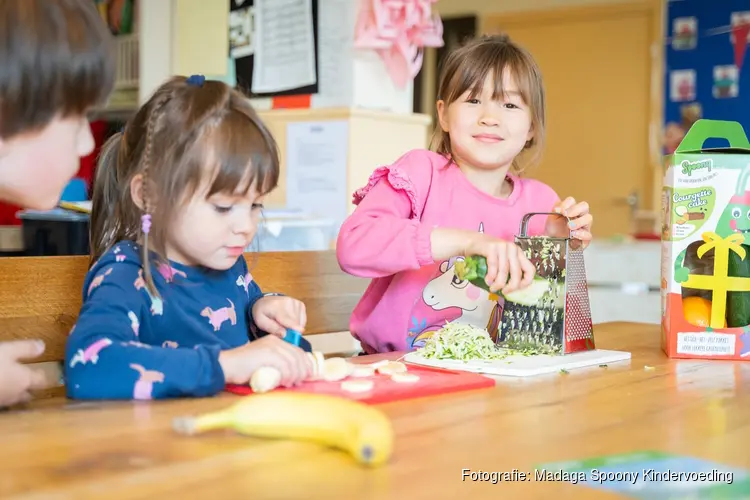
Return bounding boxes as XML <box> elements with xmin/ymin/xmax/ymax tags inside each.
<box><xmin>336</xmin><ymin>149</ymin><xmax>441</xmax><ymax>277</ymax></box>
<box><xmin>352</xmin><ymin>163</ymin><xmax>423</xmax><ymax>220</ymax></box>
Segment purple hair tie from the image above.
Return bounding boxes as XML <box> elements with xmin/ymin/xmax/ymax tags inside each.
<box><xmin>141</xmin><ymin>214</ymin><xmax>152</xmax><ymax>234</ymax></box>
<box><xmin>186</xmin><ymin>74</ymin><xmax>205</xmax><ymax>87</ymax></box>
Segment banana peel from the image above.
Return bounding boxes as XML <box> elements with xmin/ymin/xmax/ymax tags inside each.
<box><xmin>454</xmin><ymin>255</ymin><xmax>551</xmax><ymax>307</ymax></box>
<box><xmin>173</xmin><ymin>392</ymin><xmax>394</xmax><ymax>466</ymax></box>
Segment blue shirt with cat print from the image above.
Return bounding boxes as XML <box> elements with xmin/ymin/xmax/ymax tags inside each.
<box><xmin>65</xmin><ymin>241</ymin><xmax>266</xmax><ymax>400</ymax></box>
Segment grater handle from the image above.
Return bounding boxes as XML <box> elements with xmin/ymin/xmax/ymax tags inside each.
<box><xmin>518</xmin><ymin>212</ymin><xmax>572</xmax><ymax>239</ymax></box>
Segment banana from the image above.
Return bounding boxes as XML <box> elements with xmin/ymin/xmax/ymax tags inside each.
<box><xmin>172</xmin><ymin>392</ymin><xmax>394</xmax><ymax>466</ymax></box>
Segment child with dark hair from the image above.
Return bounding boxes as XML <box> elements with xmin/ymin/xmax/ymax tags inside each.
<box><xmin>0</xmin><ymin>0</ymin><xmax>115</xmax><ymax>407</ymax></box>
<box><xmin>0</xmin><ymin>0</ymin><xmax>116</xmax><ymax>209</ymax></box>
<box><xmin>65</xmin><ymin>75</ymin><xmax>313</xmax><ymax>401</ymax></box>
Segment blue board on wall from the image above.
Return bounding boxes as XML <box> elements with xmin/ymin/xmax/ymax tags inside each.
<box><xmin>665</xmin><ymin>0</ymin><xmax>750</xmax><ymax>148</ymax></box>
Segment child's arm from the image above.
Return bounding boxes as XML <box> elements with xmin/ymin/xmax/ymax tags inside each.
<box><xmin>336</xmin><ymin>150</ymin><xmax>440</xmax><ymax>277</ymax></box>
<box><xmin>65</xmin><ymin>262</ymin><xmax>225</xmax><ymax>400</ymax></box>
<box><xmin>238</xmin><ymin>257</ymin><xmax>302</xmax><ymax>338</ymax></box>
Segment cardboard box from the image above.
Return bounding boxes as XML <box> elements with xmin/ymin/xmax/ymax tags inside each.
<box><xmin>661</xmin><ymin>119</ymin><xmax>750</xmax><ymax>360</ymax></box>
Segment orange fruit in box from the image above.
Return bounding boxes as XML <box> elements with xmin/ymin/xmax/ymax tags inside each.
<box><xmin>682</xmin><ymin>296</ymin><xmax>725</xmax><ymax>328</ymax></box>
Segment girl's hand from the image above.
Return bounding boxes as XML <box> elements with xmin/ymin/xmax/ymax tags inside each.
<box><xmin>0</xmin><ymin>340</ymin><xmax>49</xmax><ymax>407</ymax></box>
<box><xmin>465</xmin><ymin>234</ymin><xmax>536</xmax><ymax>294</ymax></box>
<box><xmin>546</xmin><ymin>197</ymin><xmax>593</xmax><ymax>249</ymax></box>
<box><xmin>252</xmin><ymin>295</ymin><xmax>307</xmax><ymax>337</ymax></box>
<box><xmin>218</xmin><ymin>335</ymin><xmax>313</xmax><ymax>387</ymax></box>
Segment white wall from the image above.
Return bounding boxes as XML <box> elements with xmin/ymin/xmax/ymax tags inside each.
<box><xmin>434</xmin><ymin>0</ymin><xmax>643</xmax><ymax>17</ymax></box>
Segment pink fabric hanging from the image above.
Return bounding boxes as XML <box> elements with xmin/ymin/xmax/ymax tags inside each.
<box><xmin>354</xmin><ymin>0</ymin><xmax>444</xmax><ymax>89</ymax></box>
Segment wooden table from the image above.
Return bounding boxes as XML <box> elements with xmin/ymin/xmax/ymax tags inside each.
<box><xmin>2</xmin><ymin>321</ymin><xmax>749</xmax><ymax>499</ymax></box>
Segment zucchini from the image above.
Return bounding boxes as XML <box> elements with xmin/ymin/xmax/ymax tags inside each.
<box><xmin>726</xmin><ymin>243</ymin><xmax>750</xmax><ymax>327</ymax></box>
<box><xmin>454</xmin><ymin>255</ymin><xmax>552</xmax><ymax>307</ymax></box>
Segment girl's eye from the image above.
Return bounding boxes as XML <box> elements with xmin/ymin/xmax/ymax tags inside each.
<box><xmin>466</xmin><ymin>98</ymin><xmax>480</xmax><ymax>104</ymax></box>
<box><xmin>214</xmin><ymin>204</ymin><xmax>233</xmax><ymax>214</ymax></box>
<box><xmin>251</xmin><ymin>203</ymin><xmax>264</xmax><ymax>211</ymax></box>
<box><xmin>504</xmin><ymin>103</ymin><xmax>519</xmax><ymax>109</ymax></box>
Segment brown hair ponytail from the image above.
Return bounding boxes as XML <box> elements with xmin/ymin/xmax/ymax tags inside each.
<box><xmin>90</xmin><ymin>133</ymin><xmax>124</xmax><ymax>267</ymax></box>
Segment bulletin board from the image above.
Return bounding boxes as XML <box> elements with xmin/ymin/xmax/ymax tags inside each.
<box><xmin>664</xmin><ymin>0</ymin><xmax>750</xmax><ymax>149</ymax></box>
<box><xmin>228</xmin><ymin>0</ymin><xmax>319</xmax><ymax>98</ymax></box>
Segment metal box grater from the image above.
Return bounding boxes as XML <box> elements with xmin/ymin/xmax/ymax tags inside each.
<box><xmin>497</xmin><ymin>212</ymin><xmax>595</xmax><ymax>355</ymax></box>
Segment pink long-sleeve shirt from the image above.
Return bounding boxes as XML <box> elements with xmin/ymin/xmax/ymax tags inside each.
<box><xmin>337</xmin><ymin>149</ymin><xmax>560</xmax><ymax>353</ymax></box>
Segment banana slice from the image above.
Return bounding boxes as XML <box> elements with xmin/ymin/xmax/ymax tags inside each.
<box><xmin>250</xmin><ymin>366</ymin><xmax>282</xmax><ymax>393</ymax></box>
<box><xmin>350</xmin><ymin>365</ymin><xmax>376</xmax><ymax>378</ymax></box>
<box><xmin>376</xmin><ymin>361</ymin><xmax>407</xmax><ymax>376</ymax></box>
<box><xmin>306</xmin><ymin>353</ymin><xmax>316</xmax><ymax>376</ymax></box>
<box><xmin>341</xmin><ymin>379</ymin><xmax>374</xmax><ymax>393</ymax></box>
<box><xmin>368</xmin><ymin>360</ymin><xmax>390</xmax><ymax>370</ymax></box>
<box><xmin>306</xmin><ymin>351</ymin><xmax>326</xmax><ymax>381</ymax></box>
<box><xmin>390</xmin><ymin>373</ymin><xmax>420</xmax><ymax>384</ymax></box>
<box><xmin>322</xmin><ymin>357</ymin><xmax>353</xmax><ymax>382</ymax></box>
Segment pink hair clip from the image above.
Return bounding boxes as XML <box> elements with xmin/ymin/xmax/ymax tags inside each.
<box><xmin>141</xmin><ymin>214</ymin><xmax>152</xmax><ymax>234</ymax></box>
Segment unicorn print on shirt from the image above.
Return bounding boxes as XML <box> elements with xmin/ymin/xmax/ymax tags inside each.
<box><xmin>407</xmin><ymin>223</ymin><xmax>501</xmax><ymax>349</ymax></box>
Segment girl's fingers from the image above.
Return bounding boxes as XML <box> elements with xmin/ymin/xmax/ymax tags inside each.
<box><xmin>484</xmin><ymin>250</ymin><xmax>499</xmax><ymax>287</ymax></box>
<box><xmin>297</xmin><ymin>303</ymin><xmax>307</xmax><ymax>332</ymax></box>
<box><xmin>563</xmin><ymin>201</ymin><xmax>589</xmax><ymax>218</ymax></box>
<box><xmin>277</xmin><ymin>336</ymin><xmax>312</xmax><ymax>385</ymax></box>
<box><xmin>271</xmin><ymin>321</ymin><xmax>288</xmax><ymax>337</ymax></box>
<box><xmin>502</xmin><ymin>244</ymin><xmax>519</xmax><ymax>293</ymax></box>
<box><xmin>269</xmin><ymin>340</ymin><xmax>302</xmax><ymax>387</ymax></box>
<box><xmin>519</xmin><ymin>254</ymin><xmax>536</xmax><ymax>288</ymax></box>
<box><xmin>492</xmin><ymin>245</ymin><xmax>509</xmax><ymax>292</ymax></box>
<box><xmin>295</xmin><ymin>346</ymin><xmax>313</xmax><ymax>382</ymax></box>
<box><xmin>570</xmin><ymin>230</ymin><xmax>593</xmax><ymax>250</ymax></box>
<box><xmin>555</xmin><ymin>197</ymin><xmax>576</xmax><ymax>214</ymax></box>
<box><xmin>568</xmin><ymin>213</ymin><xmax>593</xmax><ymax>231</ymax></box>
<box><xmin>572</xmin><ymin>229</ymin><xmax>593</xmax><ymax>242</ymax></box>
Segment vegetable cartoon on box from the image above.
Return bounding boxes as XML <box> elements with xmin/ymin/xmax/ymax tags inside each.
<box><xmin>662</xmin><ymin>119</ymin><xmax>750</xmax><ymax>360</ymax></box>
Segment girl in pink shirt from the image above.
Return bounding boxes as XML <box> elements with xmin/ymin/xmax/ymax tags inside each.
<box><xmin>337</xmin><ymin>34</ymin><xmax>595</xmax><ymax>353</ymax></box>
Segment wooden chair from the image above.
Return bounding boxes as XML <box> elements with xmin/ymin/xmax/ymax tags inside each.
<box><xmin>0</xmin><ymin>251</ymin><xmax>368</xmax><ymax>396</ymax></box>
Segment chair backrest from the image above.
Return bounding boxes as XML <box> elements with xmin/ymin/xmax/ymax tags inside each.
<box><xmin>0</xmin><ymin>251</ymin><xmax>367</xmax><ymax>364</ymax></box>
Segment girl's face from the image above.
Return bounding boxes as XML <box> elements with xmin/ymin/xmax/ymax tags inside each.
<box><xmin>437</xmin><ymin>70</ymin><xmax>534</xmax><ymax>172</ymax></box>
<box><xmin>165</xmin><ymin>182</ymin><xmax>264</xmax><ymax>270</ymax></box>
<box><xmin>0</xmin><ymin>115</ymin><xmax>94</xmax><ymax>209</ymax></box>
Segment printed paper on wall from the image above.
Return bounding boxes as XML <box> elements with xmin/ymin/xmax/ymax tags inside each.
<box><xmin>672</xmin><ymin>16</ymin><xmax>698</xmax><ymax>50</ymax></box>
<box><xmin>670</xmin><ymin>69</ymin><xmax>697</xmax><ymax>102</ymax></box>
<box><xmin>713</xmin><ymin>65</ymin><xmax>739</xmax><ymax>99</ymax></box>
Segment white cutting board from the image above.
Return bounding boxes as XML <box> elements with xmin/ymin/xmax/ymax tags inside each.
<box><xmin>402</xmin><ymin>349</ymin><xmax>632</xmax><ymax>377</ymax></box>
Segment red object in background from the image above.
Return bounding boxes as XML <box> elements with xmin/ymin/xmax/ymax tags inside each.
<box><xmin>0</xmin><ymin>202</ymin><xmax>22</xmax><ymax>225</ymax></box>
<box><xmin>78</xmin><ymin>119</ymin><xmax>109</xmax><ymax>195</ymax></box>
<box><xmin>0</xmin><ymin>120</ymin><xmax>108</xmax><ymax>225</ymax></box>
<box><xmin>225</xmin><ymin>363</ymin><xmax>495</xmax><ymax>405</ymax></box>
<box><xmin>733</xmin><ymin>22</ymin><xmax>750</xmax><ymax>71</ymax></box>
<box><xmin>634</xmin><ymin>233</ymin><xmax>660</xmax><ymax>240</ymax></box>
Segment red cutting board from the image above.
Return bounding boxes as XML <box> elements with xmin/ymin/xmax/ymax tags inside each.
<box><xmin>224</xmin><ymin>364</ymin><xmax>495</xmax><ymax>404</ymax></box>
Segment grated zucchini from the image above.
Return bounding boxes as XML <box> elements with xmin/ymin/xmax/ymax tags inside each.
<box><xmin>421</xmin><ymin>323</ymin><xmax>508</xmax><ymax>361</ymax></box>
<box><xmin>420</xmin><ymin>322</ymin><xmax>558</xmax><ymax>362</ymax></box>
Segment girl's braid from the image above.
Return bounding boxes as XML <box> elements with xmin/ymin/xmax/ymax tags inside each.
<box><xmin>139</xmin><ymin>93</ymin><xmax>170</xmax><ymax>297</ymax></box>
